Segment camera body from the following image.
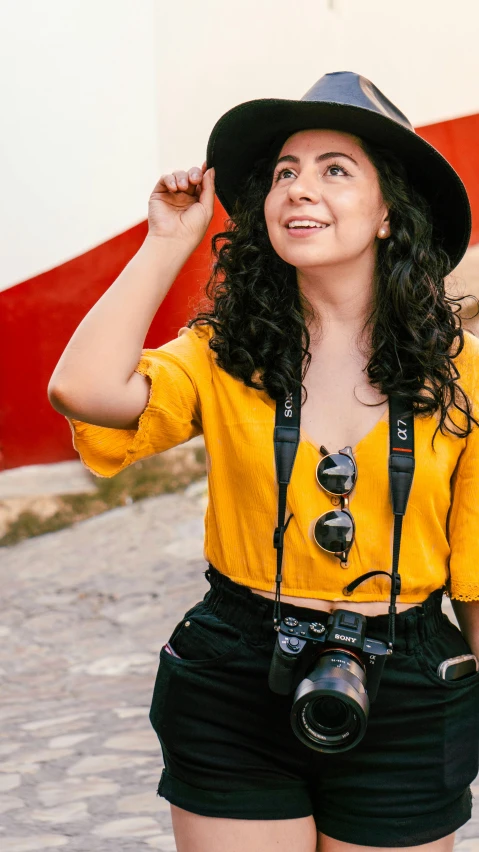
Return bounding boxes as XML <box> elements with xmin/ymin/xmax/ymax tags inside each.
<box><xmin>269</xmin><ymin>609</ymin><xmax>389</xmax><ymax>752</ymax></box>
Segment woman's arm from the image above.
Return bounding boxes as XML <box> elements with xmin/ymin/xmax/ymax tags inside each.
<box><xmin>451</xmin><ymin>600</ymin><xmax>479</xmax><ymax>660</ymax></box>
<box><xmin>48</xmin><ymin>165</ymin><xmax>215</xmax><ymax>430</ymax></box>
<box><xmin>48</xmin><ymin>235</ymin><xmax>194</xmax><ymax>428</ymax></box>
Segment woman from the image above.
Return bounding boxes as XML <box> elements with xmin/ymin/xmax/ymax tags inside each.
<box><xmin>48</xmin><ymin>72</ymin><xmax>479</xmax><ymax>851</ymax></box>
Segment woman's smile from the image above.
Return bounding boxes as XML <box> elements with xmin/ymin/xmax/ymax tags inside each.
<box><xmin>285</xmin><ymin>222</ymin><xmax>331</xmax><ymax>238</ymax></box>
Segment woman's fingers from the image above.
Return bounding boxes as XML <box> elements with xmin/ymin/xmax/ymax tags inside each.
<box><xmin>187</xmin><ymin>166</ymin><xmax>204</xmax><ymax>189</ymax></box>
<box><xmin>148</xmin><ymin>163</ymin><xmax>215</xmax><ymax>242</ymax></box>
<box><xmin>174</xmin><ymin>170</ymin><xmax>190</xmax><ymax>191</ymax></box>
<box><xmin>155</xmin><ymin>167</ymin><xmax>204</xmax><ymax>196</ymax></box>
<box><xmin>152</xmin><ymin>173</ymin><xmax>174</xmax><ymax>193</ymax></box>
<box><xmin>197</xmin><ymin>166</ymin><xmax>215</xmax><ymax>210</ymax></box>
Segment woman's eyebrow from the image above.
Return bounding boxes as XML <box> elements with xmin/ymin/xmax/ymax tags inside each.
<box><xmin>275</xmin><ymin>151</ymin><xmax>359</xmax><ymax>167</ymax></box>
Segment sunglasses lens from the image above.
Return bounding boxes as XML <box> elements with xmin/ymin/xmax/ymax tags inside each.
<box><xmin>316</xmin><ymin>454</ymin><xmax>356</xmax><ymax>495</ymax></box>
<box><xmin>314</xmin><ymin>510</ymin><xmax>354</xmax><ymax>553</ymax></box>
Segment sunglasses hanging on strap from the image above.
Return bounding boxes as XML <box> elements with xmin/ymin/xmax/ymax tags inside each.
<box><xmin>273</xmin><ymin>385</ymin><xmax>415</xmax><ymax>652</ymax></box>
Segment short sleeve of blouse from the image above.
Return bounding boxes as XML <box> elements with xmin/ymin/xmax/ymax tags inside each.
<box><xmin>447</xmin><ymin>330</ymin><xmax>479</xmax><ymax>600</ymax></box>
<box><xmin>67</xmin><ymin>324</ymin><xmax>212</xmax><ymax>478</ymax></box>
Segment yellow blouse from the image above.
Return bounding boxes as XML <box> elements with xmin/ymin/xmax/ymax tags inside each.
<box><xmin>68</xmin><ymin>323</ymin><xmax>479</xmax><ymax>603</ymax></box>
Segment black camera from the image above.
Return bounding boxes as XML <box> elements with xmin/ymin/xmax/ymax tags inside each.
<box><xmin>268</xmin><ymin>609</ymin><xmax>389</xmax><ymax>753</ymax></box>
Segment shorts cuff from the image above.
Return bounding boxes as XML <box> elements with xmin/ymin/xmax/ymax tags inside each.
<box><xmin>316</xmin><ymin>788</ymin><xmax>473</xmax><ymax>848</ymax></box>
<box><xmin>157</xmin><ymin>768</ymin><xmax>313</xmax><ymax>820</ymax></box>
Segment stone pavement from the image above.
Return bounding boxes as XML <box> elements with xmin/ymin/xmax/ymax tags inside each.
<box><xmin>1</xmin><ymin>480</ymin><xmax>478</xmax><ymax>851</ymax></box>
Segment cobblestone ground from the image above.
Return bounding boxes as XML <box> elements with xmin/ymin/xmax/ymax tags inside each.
<box><xmin>1</xmin><ymin>481</ymin><xmax>478</xmax><ymax>851</ymax></box>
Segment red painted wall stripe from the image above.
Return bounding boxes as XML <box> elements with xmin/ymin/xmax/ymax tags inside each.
<box><xmin>416</xmin><ymin>112</ymin><xmax>479</xmax><ymax>244</ymax></box>
<box><xmin>0</xmin><ymin>203</ymin><xmax>224</xmax><ymax>470</ymax></box>
<box><xmin>1</xmin><ymin>112</ymin><xmax>479</xmax><ymax>470</ymax></box>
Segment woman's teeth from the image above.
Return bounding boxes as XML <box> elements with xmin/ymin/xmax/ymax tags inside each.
<box><xmin>287</xmin><ymin>220</ymin><xmax>329</xmax><ymax>229</ymax></box>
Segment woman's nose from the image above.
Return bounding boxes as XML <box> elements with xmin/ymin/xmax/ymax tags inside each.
<box><xmin>287</xmin><ymin>170</ymin><xmax>321</xmax><ymax>203</ymax></box>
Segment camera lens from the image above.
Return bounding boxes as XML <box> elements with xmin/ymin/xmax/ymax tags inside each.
<box><xmin>308</xmin><ymin>696</ymin><xmax>350</xmax><ymax>731</ymax></box>
<box><xmin>290</xmin><ymin>650</ymin><xmax>369</xmax><ymax>753</ymax></box>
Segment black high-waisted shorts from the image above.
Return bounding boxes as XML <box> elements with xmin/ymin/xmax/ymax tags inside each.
<box><xmin>149</xmin><ymin>564</ymin><xmax>479</xmax><ymax>847</ymax></box>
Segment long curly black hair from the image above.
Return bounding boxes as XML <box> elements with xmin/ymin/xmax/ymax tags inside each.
<box><xmin>187</xmin><ymin>135</ymin><xmax>479</xmax><ymax>449</ymax></box>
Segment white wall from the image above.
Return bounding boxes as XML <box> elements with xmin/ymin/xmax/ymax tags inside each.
<box><xmin>157</xmin><ymin>0</ymin><xmax>479</xmax><ymax>173</ymax></box>
<box><xmin>0</xmin><ymin>0</ymin><xmax>158</xmax><ymax>290</ymax></box>
<box><xmin>1</xmin><ymin>0</ymin><xmax>478</xmax><ymax>292</ymax></box>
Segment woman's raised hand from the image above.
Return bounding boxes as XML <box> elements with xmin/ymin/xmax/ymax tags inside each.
<box><xmin>147</xmin><ymin>161</ymin><xmax>215</xmax><ymax>248</ymax></box>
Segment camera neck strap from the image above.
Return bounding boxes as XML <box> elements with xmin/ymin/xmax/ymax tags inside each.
<box><xmin>273</xmin><ymin>387</ymin><xmax>415</xmax><ymax>651</ymax></box>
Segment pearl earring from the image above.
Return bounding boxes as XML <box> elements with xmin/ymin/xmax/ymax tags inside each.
<box><xmin>379</xmin><ymin>227</ymin><xmax>388</xmax><ymax>238</ymax></box>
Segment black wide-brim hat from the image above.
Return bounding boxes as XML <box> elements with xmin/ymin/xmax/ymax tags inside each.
<box><xmin>206</xmin><ymin>71</ymin><xmax>471</xmax><ymax>272</ymax></box>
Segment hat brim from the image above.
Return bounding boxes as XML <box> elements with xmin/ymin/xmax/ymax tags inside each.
<box><xmin>206</xmin><ymin>99</ymin><xmax>471</xmax><ymax>272</ymax></box>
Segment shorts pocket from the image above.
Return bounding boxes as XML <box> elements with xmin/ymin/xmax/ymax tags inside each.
<box><xmin>415</xmin><ymin>616</ymin><xmax>479</xmax><ymax>691</ymax></box>
<box><xmin>415</xmin><ymin>616</ymin><xmax>479</xmax><ymax>791</ymax></box>
<box><xmin>443</xmin><ymin>674</ymin><xmax>479</xmax><ymax>791</ymax></box>
<box><xmin>149</xmin><ymin>601</ymin><xmax>245</xmax><ymax>741</ymax></box>
<box><xmin>165</xmin><ymin>601</ymin><xmax>244</xmax><ymax>668</ymax></box>
<box><xmin>149</xmin><ymin>645</ymin><xmax>172</xmax><ymax>736</ymax></box>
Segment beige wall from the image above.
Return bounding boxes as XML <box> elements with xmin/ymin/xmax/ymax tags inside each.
<box><xmin>0</xmin><ymin>0</ymin><xmax>159</xmax><ymax>290</ymax></box>
<box><xmin>157</xmin><ymin>0</ymin><xmax>479</xmax><ymax>173</ymax></box>
<box><xmin>1</xmin><ymin>0</ymin><xmax>478</xmax><ymax>291</ymax></box>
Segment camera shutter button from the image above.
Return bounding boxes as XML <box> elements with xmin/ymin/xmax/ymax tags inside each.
<box><xmin>286</xmin><ymin>637</ymin><xmax>301</xmax><ymax>652</ymax></box>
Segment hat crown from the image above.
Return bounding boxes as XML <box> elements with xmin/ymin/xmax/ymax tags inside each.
<box><xmin>301</xmin><ymin>71</ymin><xmax>414</xmax><ymax>134</ymax></box>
